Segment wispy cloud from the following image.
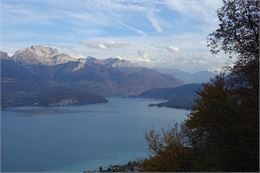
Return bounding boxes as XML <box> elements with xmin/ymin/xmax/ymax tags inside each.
<box><xmin>82</xmin><ymin>40</ymin><xmax>128</xmax><ymax>50</ymax></box>
<box><xmin>0</xmin><ymin>0</ymin><xmax>231</xmax><ymax>72</ymax></box>
<box><xmin>113</xmin><ymin>18</ymin><xmax>147</xmax><ymax>36</ymax></box>
<box><xmin>166</xmin><ymin>0</ymin><xmax>222</xmax><ymax>29</ymax></box>
<box><xmin>147</xmin><ymin>11</ymin><xmax>163</xmax><ymax>32</ymax></box>
<box><xmin>167</xmin><ymin>46</ymin><xmax>180</xmax><ymax>53</ymax></box>
<box><xmin>137</xmin><ymin>50</ymin><xmax>150</xmax><ymax>59</ymax></box>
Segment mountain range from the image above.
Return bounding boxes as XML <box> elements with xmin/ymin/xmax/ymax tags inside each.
<box><xmin>154</xmin><ymin>68</ymin><xmax>215</xmax><ymax>83</ymax></box>
<box><xmin>1</xmin><ymin>46</ymin><xmax>184</xmax><ymax>108</ymax></box>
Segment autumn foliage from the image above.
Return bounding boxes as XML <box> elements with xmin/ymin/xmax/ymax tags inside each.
<box><xmin>141</xmin><ymin>0</ymin><xmax>259</xmax><ymax>171</ymax></box>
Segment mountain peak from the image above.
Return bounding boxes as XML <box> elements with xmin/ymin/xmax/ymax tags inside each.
<box><xmin>103</xmin><ymin>57</ymin><xmax>136</xmax><ymax>67</ymax></box>
<box><xmin>12</xmin><ymin>45</ymin><xmax>74</xmax><ymax>65</ymax></box>
<box><xmin>84</xmin><ymin>56</ymin><xmax>136</xmax><ymax>68</ymax></box>
<box><xmin>0</xmin><ymin>51</ymin><xmax>10</xmax><ymax>60</ymax></box>
<box><xmin>29</xmin><ymin>45</ymin><xmax>58</xmax><ymax>56</ymax></box>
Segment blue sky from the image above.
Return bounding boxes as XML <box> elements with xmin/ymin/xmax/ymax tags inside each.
<box><xmin>0</xmin><ymin>0</ymin><xmax>234</xmax><ymax>72</ymax></box>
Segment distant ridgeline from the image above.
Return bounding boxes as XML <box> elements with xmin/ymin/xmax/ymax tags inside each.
<box><xmin>137</xmin><ymin>83</ymin><xmax>203</xmax><ymax>109</ymax></box>
<box><xmin>154</xmin><ymin>68</ymin><xmax>214</xmax><ymax>84</ymax></box>
<box><xmin>1</xmin><ymin>46</ymin><xmax>185</xmax><ymax>108</ymax></box>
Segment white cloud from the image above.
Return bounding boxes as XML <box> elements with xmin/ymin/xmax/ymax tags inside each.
<box><xmin>165</xmin><ymin>0</ymin><xmax>223</xmax><ymax>34</ymax></box>
<box><xmin>167</xmin><ymin>46</ymin><xmax>180</xmax><ymax>52</ymax></box>
<box><xmin>82</xmin><ymin>40</ymin><xmax>128</xmax><ymax>50</ymax></box>
<box><xmin>166</xmin><ymin>0</ymin><xmax>222</xmax><ymax>22</ymax></box>
<box><xmin>147</xmin><ymin>11</ymin><xmax>163</xmax><ymax>32</ymax></box>
<box><xmin>137</xmin><ymin>50</ymin><xmax>150</xmax><ymax>59</ymax></box>
<box><xmin>1</xmin><ymin>0</ymin><xmax>232</xmax><ymax>72</ymax></box>
<box><xmin>113</xmin><ymin>18</ymin><xmax>147</xmax><ymax>36</ymax></box>
<box><xmin>132</xmin><ymin>57</ymin><xmax>153</xmax><ymax>63</ymax></box>
<box><xmin>49</xmin><ymin>34</ymin><xmax>234</xmax><ymax>72</ymax></box>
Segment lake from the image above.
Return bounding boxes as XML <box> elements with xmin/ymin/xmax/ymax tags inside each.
<box><xmin>1</xmin><ymin>97</ymin><xmax>190</xmax><ymax>172</ymax></box>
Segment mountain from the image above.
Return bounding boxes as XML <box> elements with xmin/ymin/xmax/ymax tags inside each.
<box><xmin>0</xmin><ymin>51</ymin><xmax>10</xmax><ymax>60</ymax></box>
<box><xmin>12</xmin><ymin>45</ymin><xmax>76</xmax><ymax>65</ymax></box>
<box><xmin>1</xmin><ymin>46</ymin><xmax>184</xmax><ymax>108</ymax></box>
<box><xmin>154</xmin><ymin>68</ymin><xmax>215</xmax><ymax>83</ymax></box>
<box><xmin>137</xmin><ymin>83</ymin><xmax>203</xmax><ymax>109</ymax></box>
<box><xmin>1</xmin><ymin>58</ymin><xmax>108</xmax><ymax>108</ymax></box>
<box><xmin>84</xmin><ymin>56</ymin><xmax>137</xmax><ymax>68</ymax></box>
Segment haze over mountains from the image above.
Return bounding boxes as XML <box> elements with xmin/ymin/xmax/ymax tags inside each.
<box><xmin>154</xmin><ymin>68</ymin><xmax>215</xmax><ymax>84</ymax></box>
<box><xmin>1</xmin><ymin>46</ymin><xmax>186</xmax><ymax>108</ymax></box>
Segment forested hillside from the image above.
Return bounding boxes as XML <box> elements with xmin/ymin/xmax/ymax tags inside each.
<box><xmin>140</xmin><ymin>0</ymin><xmax>259</xmax><ymax>171</ymax></box>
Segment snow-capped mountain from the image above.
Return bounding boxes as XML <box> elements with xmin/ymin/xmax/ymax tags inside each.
<box><xmin>1</xmin><ymin>45</ymin><xmax>185</xmax><ymax>108</ymax></box>
<box><xmin>9</xmin><ymin>46</ymin><xmax>137</xmax><ymax>69</ymax></box>
<box><xmin>0</xmin><ymin>51</ymin><xmax>10</xmax><ymax>60</ymax></box>
<box><xmin>83</xmin><ymin>56</ymin><xmax>136</xmax><ymax>67</ymax></box>
<box><xmin>11</xmin><ymin>45</ymin><xmax>75</xmax><ymax>65</ymax></box>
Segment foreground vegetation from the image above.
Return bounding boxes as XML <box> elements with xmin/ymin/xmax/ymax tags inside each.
<box><xmin>140</xmin><ymin>0</ymin><xmax>259</xmax><ymax>171</ymax></box>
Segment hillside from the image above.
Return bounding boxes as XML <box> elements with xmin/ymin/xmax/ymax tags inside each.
<box><xmin>137</xmin><ymin>83</ymin><xmax>203</xmax><ymax>109</ymax></box>
<box><xmin>1</xmin><ymin>87</ymin><xmax>108</xmax><ymax>109</ymax></box>
<box><xmin>1</xmin><ymin>46</ymin><xmax>184</xmax><ymax>108</ymax></box>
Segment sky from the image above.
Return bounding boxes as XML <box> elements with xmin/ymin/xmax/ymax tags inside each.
<box><xmin>0</xmin><ymin>0</ymin><xmax>234</xmax><ymax>72</ymax></box>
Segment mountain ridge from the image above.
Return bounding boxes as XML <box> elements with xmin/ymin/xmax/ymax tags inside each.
<box><xmin>11</xmin><ymin>45</ymin><xmax>74</xmax><ymax>65</ymax></box>
<box><xmin>154</xmin><ymin>68</ymin><xmax>215</xmax><ymax>83</ymax></box>
<box><xmin>1</xmin><ymin>46</ymin><xmax>184</xmax><ymax>108</ymax></box>
<box><xmin>137</xmin><ymin>83</ymin><xmax>203</xmax><ymax>109</ymax></box>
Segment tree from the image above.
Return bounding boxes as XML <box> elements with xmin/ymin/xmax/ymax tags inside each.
<box><xmin>207</xmin><ymin>1</ymin><xmax>259</xmax><ymax>169</ymax></box>
<box><xmin>208</xmin><ymin>0</ymin><xmax>259</xmax><ymax>90</ymax></box>
<box><xmin>187</xmin><ymin>0</ymin><xmax>259</xmax><ymax>171</ymax></box>
<box><xmin>141</xmin><ymin>124</ymin><xmax>192</xmax><ymax>172</ymax></box>
<box><xmin>141</xmin><ymin>0</ymin><xmax>259</xmax><ymax>171</ymax></box>
<box><xmin>208</xmin><ymin>0</ymin><xmax>259</xmax><ymax>63</ymax></box>
<box><xmin>185</xmin><ymin>75</ymin><xmax>258</xmax><ymax>171</ymax></box>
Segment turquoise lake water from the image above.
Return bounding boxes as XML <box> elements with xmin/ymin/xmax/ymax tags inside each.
<box><xmin>1</xmin><ymin>97</ymin><xmax>190</xmax><ymax>172</ymax></box>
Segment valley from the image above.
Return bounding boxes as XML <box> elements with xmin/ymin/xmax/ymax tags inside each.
<box><xmin>1</xmin><ymin>46</ymin><xmax>202</xmax><ymax>109</ymax></box>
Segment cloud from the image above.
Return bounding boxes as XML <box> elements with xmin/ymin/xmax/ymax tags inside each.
<box><xmin>166</xmin><ymin>0</ymin><xmax>222</xmax><ymax>21</ymax></box>
<box><xmin>137</xmin><ymin>50</ymin><xmax>150</xmax><ymax>59</ymax></box>
<box><xmin>113</xmin><ymin>18</ymin><xmax>147</xmax><ymax>36</ymax></box>
<box><xmin>1</xmin><ymin>0</ymin><xmax>232</xmax><ymax>72</ymax></box>
<box><xmin>82</xmin><ymin>40</ymin><xmax>128</xmax><ymax>50</ymax></box>
<box><xmin>147</xmin><ymin>11</ymin><xmax>163</xmax><ymax>32</ymax></box>
<box><xmin>167</xmin><ymin>46</ymin><xmax>180</xmax><ymax>52</ymax></box>
<box><xmin>165</xmin><ymin>0</ymin><xmax>222</xmax><ymax>32</ymax></box>
<box><xmin>132</xmin><ymin>57</ymin><xmax>153</xmax><ymax>63</ymax></box>
<box><xmin>83</xmin><ymin>43</ymin><xmax>108</xmax><ymax>50</ymax></box>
